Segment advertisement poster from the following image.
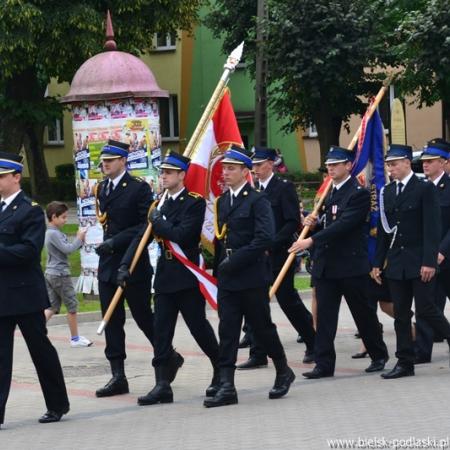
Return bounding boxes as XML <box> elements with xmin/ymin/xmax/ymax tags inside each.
<box><xmin>71</xmin><ymin>98</ymin><xmax>161</xmax><ymax>294</ymax></box>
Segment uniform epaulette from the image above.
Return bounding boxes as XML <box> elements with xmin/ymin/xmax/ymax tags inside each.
<box><xmin>132</xmin><ymin>176</ymin><xmax>145</xmax><ymax>182</ymax></box>
<box><xmin>188</xmin><ymin>191</ymin><xmax>203</xmax><ymax>199</ymax></box>
<box><xmin>31</xmin><ymin>201</ymin><xmax>39</xmax><ymax>206</ymax></box>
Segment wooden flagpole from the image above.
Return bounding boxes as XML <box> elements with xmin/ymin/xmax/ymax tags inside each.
<box><xmin>97</xmin><ymin>43</ymin><xmax>244</xmax><ymax>334</ymax></box>
<box><xmin>269</xmin><ymin>83</ymin><xmax>390</xmax><ymax>299</ymax></box>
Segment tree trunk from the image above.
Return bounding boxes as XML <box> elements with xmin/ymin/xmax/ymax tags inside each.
<box><xmin>0</xmin><ymin>68</ymin><xmax>51</xmax><ymax>199</ymax></box>
<box><xmin>443</xmin><ymin>100</ymin><xmax>450</xmax><ymax>140</ymax></box>
<box><xmin>312</xmin><ymin>102</ymin><xmax>342</xmax><ymax>165</ymax></box>
<box><xmin>24</xmin><ymin>123</ymin><xmax>51</xmax><ymax>200</ymax></box>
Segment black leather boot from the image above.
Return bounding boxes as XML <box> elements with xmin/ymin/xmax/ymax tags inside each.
<box><xmin>138</xmin><ymin>365</ymin><xmax>173</xmax><ymax>406</ymax></box>
<box><xmin>203</xmin><ymin>368</ymin><xmax>238</xmax><ymax>408</ymax></box>
<box><xmin>96</xmin><ymin>360</ymin><xmax>129</xmax><ymax>398</ymax></box>
<box><xmin>269</xmin><ymin>358</ymin><xmax>295</xmax><ymax>399</ymax></box>
<box><xmin>205</xmin><ymin>366</ymin><xmax>220</xmax><ymax>397</ymax></box>
<box><xmin>167</xmin><ymin>350</ymin><xmax>184</xmax><ymax>383</ymax></box>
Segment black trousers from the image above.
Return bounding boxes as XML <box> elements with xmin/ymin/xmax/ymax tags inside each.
<box><xmin>99</xmin><ymin>280</ymin><xmax>154</xmax><ymax>361</ymax></box>
<box><xmin>415</xmin><ymin>268</ymin><xmax>450</xmax><ymax>359</ymax></box>
<box><xmin>249</xmin><ymin>264</ymin><xmax>315</xmax><ymax>359</ymax></box>
<box><xmin>314</xmin><ymin>275</ymin><xmax>388</xmax><ymax>374</ymax></box>
<box><xmin>153</xmin><ymin>288</ymin><xmax>219</xmax><ymax>367</ymax></box>
<box><xmin>0</xmin><ymin>311</ymin><xmax>69</xmax><ymax>424</ymax></box>
<box><xmin>218</xmin><ymin>287</ymin><xmax>286</xmax><ymax>369</ymax></box>
<box><xmin>389</xmin><ymin>276</ymin><xmax>450</xmax><ymax>367</ymax></box>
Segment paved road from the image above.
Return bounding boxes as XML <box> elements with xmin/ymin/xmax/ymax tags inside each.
<box><xmin>2</xmin><ymin>293</ymin><xmax>450</xmax><ymax>450</ymax></box>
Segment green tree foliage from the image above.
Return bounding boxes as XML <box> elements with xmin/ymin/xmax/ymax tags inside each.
<box><xmin>390</xmin><ymin>0</ymin><xmax>450</xmax><ymax>136</ymax></box>
<box><xmin>206</xmin><ymin>0</ymin><xmax>390</xmax><ymax>162</ymax></box>
<box><xmin>0</xmin><ymin>0</ymin><xmax>202</xmax><ymax>198</ymax></box>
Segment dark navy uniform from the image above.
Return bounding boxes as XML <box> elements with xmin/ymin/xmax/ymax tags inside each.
<box><xmin>96</xmin><ymin>171</ymin><xmax>154</xmax><ymax>361</ymax></box>
<box><xmin>149</xmin><ymin>189</ymin><xmax>219</xmax><ymax>369</ymax></box>
<box><xmin>246</xmin><ymin>174</ymin><xmax>315</xmax><ymax>364</ymax></box>
<box><xmin>213</xmin><ymin>182</ymin><xmax>288</xmax><ymax>369</ymax></box>
<box><xmin>309</xmin><ymin>176</ymin><xmax>388</xmax><ymax>375</ymax></box>
<box><xmin>0</xmin><ymin>190</ymin><xmax>69</xmax><ymax>426</ymax></box>
<box><xmin>204</xmin><ymin>146</ymin><xmax>294</xmax><ymax>408</ymax></box>
<box><xmin>375</xmin><ymin>153</ymin><xmax>450</xmax><ymax>372</ymax></box>
<box><xmin>120</xmin><ymin>151</ymin><xmax>218</xmax><ymax>405</ymax></box>
<box><xmin>415</xmin><ymin>168</ymin><xmax>450</xmax><ymax>360</ymax></box>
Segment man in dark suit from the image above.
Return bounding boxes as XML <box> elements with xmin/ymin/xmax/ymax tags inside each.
<box><xmin>373</xmin><ymin>144</ymin><xmax>450</xmax><ymax>379</ymax></box>
<box><xmin>0</xmin><ymin>152</ymin><xmax>69</xmax><ymax>428</ymax></box>
<box><xmin>118</xmin><ymin>151</ymin><xmax>219</xmax><ymax>405</ymax></box>
<box><xmin>204</xmin><ymin>146</ymin><xmax>295</xmax><ymax>408</ymax></box>
<box><xmin>94</xmin><ymin>140</ymin><xmax>182</xmax><ymax>397</ymax></box>
<box><xmin>237</xmin><ymin>147</ymin><xmax>315</xmax><ymax>369</ymax></box>
<box><xmin>414</xmin><ymin>139</ymin><xmax>450</xmax><ymax>363</ymax></box>
<box><xmin>289</xmin><ymin>146</ymin><xmax>389</xmax><ymax>379</ymax></box>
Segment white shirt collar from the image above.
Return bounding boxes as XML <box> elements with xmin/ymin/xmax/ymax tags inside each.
<box><xmin>397</xmin><ymin>170</ymin><xmax>414</xmax><ymax>187</ymax></box>
<box><xmin>1</xmin><ymin>190</ymin><xmax>22</xmax><ymax>208</ymax></box>
<box><xmin>108</xmin><ymin>170</ymin><xmax>127</xmax><ymax>188</ymax></box>
<box><xmin>169</xmin><ymin>186</ymin><xmax>185</xmax><ymax>201</ymax></box>
<box><xmin>333</xmin><ymin>175</ymin><xmax>351</xmax><ymax>191</ymax></box>
<box><xmin>229</xmin><ymin>181</ymin><xmax>247</xmax><ymax>198</ymax></box>
<box><xmin>432</xmin><ymin>171</ymin><xmax>445</xmax><ymax>186</ymax></box>
<box><xmin>259</xmin><ymin>173</ymin><xmax>274</xmax><ymax>190</ymax></box>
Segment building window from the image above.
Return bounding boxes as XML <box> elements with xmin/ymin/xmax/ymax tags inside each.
<box><xmin>153</xmin><ymin>33</ymin><xmax>177</xmax><ymax>51</ymax></box>
<box><xmin>159</xmin><ymin>95</ymin><xmax>179</xmax><ymax>141</ymax></box>
<box><xmin>46</xmin><ymin>118</ymin><xmax>64</xmax><ymax>145</ymax></box>
<box><xmin>306</xmin><ymin>123</ymin><xmax>318</xmax><ymax>138</ymax></box>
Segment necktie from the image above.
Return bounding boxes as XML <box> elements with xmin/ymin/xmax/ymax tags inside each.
<box><xmin>0</xmin><ymin>201</ymin><xmax>5</xmax><ymax>212</ymax></box>
<box><xmin>397</xmin><ymin>182</ymin><xmax>404</xmax><ymax>196</ymax></box>
<box><xmin>259</xmin><ymin>183</ymin><xmax>265</xmax><ymax>191</ymax></box>
<box><xmin>330</xmin><ymin>187</ymin><xmax>337</xmax><ymax>199</ymax></box>
<box><xmin>106</xmin><ymin>180</ymin><xmax>113</xmax><ymax>196</ymax></box>
<box><xmin>230</xmin><ymin>194</ymin><xmax>236</xmax><ymax>206</ymax></box>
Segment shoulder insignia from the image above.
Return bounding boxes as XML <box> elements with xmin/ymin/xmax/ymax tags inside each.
<box><xmin>131</xmin><ymin>176</ymin><xmax>145</xmax><ymax>182</ymax></box>
<box><xmin>31</xmin><ymin>201</ymin><xmax>39</xmax><ymax>206</ymax></box>
<box><xmin>188</xmin><ymin>192</ymin><xmax>203</xmax><ymax>199</ymax></box>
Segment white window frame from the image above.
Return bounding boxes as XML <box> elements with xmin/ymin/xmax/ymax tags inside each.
<box><xmin>153</xmin><ymin>33</ymin><xmax>177</xmax><ymax>51</ymax></box>
<box><xmin>46</xmin><ymin>118</ymin><xmax>64</xmax><ymax>145</ymax></box>
<box><xmin>307</xmin><ymin>123</ymin><xmax>318</xmax><ymax>138</ymax></box>
<box><xmin>161</xmin><ymin>95</ymin><xmax>179</xmax><ymax>142</ymax></box>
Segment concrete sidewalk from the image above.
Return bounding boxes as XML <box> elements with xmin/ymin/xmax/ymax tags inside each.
<box><xmin>3</xmin><ymin>293</ymin><xmax>450</xmax><ymax>450</ymax></box>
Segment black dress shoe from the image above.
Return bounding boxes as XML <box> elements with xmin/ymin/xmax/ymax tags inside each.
<box><xmin>269</xmin><ymin>367</ymin><xmax>296</xmax><ymax>399</ymax></box>
<box><xmin>414</xmin><ymin>355</ymin><xmax>431</xmax><ymax>365</ymax></box>
<box><xmin>351</xmin><ymin>351</ymin><xmax>368</xmax><ymax>359</ymax></box>
<box><xmin>205</xmin><ymin>368</ymin><xmax>220</xmax><ymax>397</ymax></box>
<box><xmin>203</xmin><ymin>383</ymin><xmax>238</xmax><ymax>408</ymax></box>
<box><xmin>365</xmin><ymin>358</ymin><xmax>388</xmax><ymax>373</ymax></box>
<box><xmin>236</xmin><ymin>357</ymin><xmax>268</xmax><ymax>370</ymax></box>
<box><xmin>302</xmin><ymin>350</ymin><xmax>315</xmax><ymax>364</ymax></box>
<box><xmin>302</xmin><ymin>366</ymin><xmax>333</xmax><ymax>379</ymax></box>
<box><xmin>381</xmin><ymin>364</ymin><xmax>414</xmax><ymax>379</ymax></box>
<box><xmin>38</xmin><ymin>406</ymin><xmax>69</xmax><ymax>424</ymax></box>
<box><xmin>138</xmin><ymin>383</ymin><xmax>173</xmax><ymax>406</ymax></box>
<box><xmin>238</xmin><ymin>334</ymin><xmax>251</xmax><ymax>349</ymax></box>
<box><xmin>95</xmin><ymin>376</ymin><xmax>129</xmax><ymax>397</ymax></box>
